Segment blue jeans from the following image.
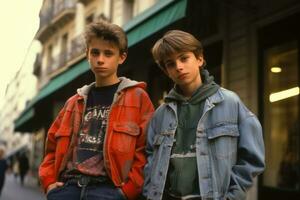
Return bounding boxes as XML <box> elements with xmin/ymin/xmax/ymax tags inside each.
<box><xmin>46</xmin><ymin>183</ymin><xmax>126</xmax><ymax>200</ymax></box>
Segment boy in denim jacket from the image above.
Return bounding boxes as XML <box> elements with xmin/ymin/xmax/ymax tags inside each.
<box><xmin>143</xmin><ymin>30</ymin><xmax>265</xmax><ymax>200</ymax></box>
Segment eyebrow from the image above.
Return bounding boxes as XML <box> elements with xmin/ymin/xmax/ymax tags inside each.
<box><xmin>178</xmin><ymin>53</ymin><xmax>188</xmax><ymax>57</ymax></box>
<box><xmin>165</xmin><ymin>53</ymin><xmax>187</xmax><ymax>63</ymax></box>
<box><xmin>90</xmin><ymin>48</ymin><xmax>99</xmax><ymax>52</ymax></box>
<box><xmin>90</xmin><ymin>48</ymin><xmax>114</xmax><ymax>52</ymax></box>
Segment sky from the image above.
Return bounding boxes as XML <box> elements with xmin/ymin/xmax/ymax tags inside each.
<box><xmin>0</xmin><ymin>1</ymin><xmax>43</xmax><ymax>102</ymax></box>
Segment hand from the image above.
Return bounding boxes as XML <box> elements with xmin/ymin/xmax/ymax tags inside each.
<box><xmin>46</xmin><ymin>182</ymin><xmax>64</xmax><ymax>194</ymax></box>
<box><xmin>118</xmin><ymin>188</ymin><xmax>127</xmax><ymax>200</ymax></box>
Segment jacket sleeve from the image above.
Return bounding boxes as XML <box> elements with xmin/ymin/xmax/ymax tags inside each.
<box><xmin>121</xmin><ymin>90</ymin><xmax>154</xmax><ymax>200</ymax></box>
<box><xmin>142</xmin><ymin>115</ymin><xmax>156</xmax><ymax>198</ymax></box>
<box><xmin>226</xmin><ymin>101</ymin><xmax>265</xmax><ymax>200</ymax></box>
<box><xmin>38</xmin><ymin>106</ymin><xmax>66</xmax><ymax>192</ymax></box>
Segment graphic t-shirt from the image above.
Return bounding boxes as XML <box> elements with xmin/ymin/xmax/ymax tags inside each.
<box><xmin>62</xmin><ymin>82</ymin><xmax>119</xmax><ymax>179</ymax></box>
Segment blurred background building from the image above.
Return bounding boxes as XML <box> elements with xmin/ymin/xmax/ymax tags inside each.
<box><xmin>0</xmin><ymin>41</ymin><xmax>39</xmax><ymax>172</ymax></box>
<box><xmin>10</xmin><ymin>0</ymin><xmax>300</xmax><ymax>199</ymax></box>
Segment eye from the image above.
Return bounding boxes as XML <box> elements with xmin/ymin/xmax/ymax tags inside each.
<box><xmin>180</xmin><ymin>55</ymin><xmax>188</xmax><ymax>62</ymax></box>
<box><xmin>90</xmin><ymin>49</ymin><xmax>99</xmax><ymax>57</ymax></box>
<box><xmin>104</xmin><ymin>50</ymin><xmax>114</xmax><ymax>57</ymax></box>
<box><xmin>165</xmin><ymin>61</ymin><xmax>176</xmax><ymax>69</ymax></box>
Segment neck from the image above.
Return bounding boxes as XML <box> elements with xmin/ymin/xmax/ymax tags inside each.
<box><xmin>95</xmin><ymin>76</ymin><xmax>119</xmax><ymax>87</ymax></box>
<box><xmin>180</xmin><ymin>76</ymin><xmax>202</xmax><ymax>97</ymax></box>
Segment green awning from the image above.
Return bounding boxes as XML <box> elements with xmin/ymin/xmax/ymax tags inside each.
<box><xmin>14</xmin><ymin>109</ymin><xmax>35</xmax><ymax>132</ymax></box>
<box><xmin>124</xmin><ymin>0</ymin><xmax>187</xmax><ymax>46</ymax></box>
<box><xmin>14</xmin><ymin>0</ymin><xmax>187</xmax><ymax>132</ymax></box>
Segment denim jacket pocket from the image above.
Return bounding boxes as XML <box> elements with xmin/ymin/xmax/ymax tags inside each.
<box><xmin>112</xmin><ymin>122</ymin><xmax>140</xmax><ymax>153</ymax></box>
<box><xmin>207</xmin><ymin>124</ymin><xmax>239</xmax><ymax>159</ymax></box>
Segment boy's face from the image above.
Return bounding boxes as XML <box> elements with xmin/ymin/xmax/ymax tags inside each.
<box><xmin>163</xmin><ymin>52</ymin><xmax>203</xmax><ymax>90</ymax></box>
<box><xmin>86</xmin><ymin>38</ymin><xmax>126</xmax><ymax>84</ymax></box>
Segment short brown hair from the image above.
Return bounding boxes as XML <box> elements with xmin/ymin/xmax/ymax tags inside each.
<box><xmin>84</xmin><ymin>20</ymin><xmax>128</xmax><ymax>54</ymax></box>
<box><xmin>152</xmin><ymin>30</ymin><xmax>204</xmax><ymax>69</ymax></box>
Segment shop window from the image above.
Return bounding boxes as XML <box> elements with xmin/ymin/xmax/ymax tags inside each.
<box><xmin>262</xmin><ymin>40</ymin><xmax>300</xmax><ymax>190</ymax></box>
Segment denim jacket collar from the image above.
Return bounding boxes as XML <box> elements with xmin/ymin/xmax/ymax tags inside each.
<box><xmin>166</xmin><ymin>88</ymin><xmax>224</xmax><ymax>114</ymax></box>
<box><xmin>207</xmin><ymin>89</ymin><xmax>224</xmax><ymax>105</ymax></box>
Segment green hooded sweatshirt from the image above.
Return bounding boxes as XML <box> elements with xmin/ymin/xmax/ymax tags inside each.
<box><xmin>164</xmin><ymin>69</ymin><xmax>219</xmax><ymax>197</ymax></box>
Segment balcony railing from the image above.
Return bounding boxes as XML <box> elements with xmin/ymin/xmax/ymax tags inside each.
<box><xmin>53</xmin><ymin>0</ymin><xmax>76</xmax><ymax>19</ymax></box>
<box><xmin>39</xmin><ymin>5</ymin><xmax>53</xmax><ymax>31</ymax></box>
<box><xmin>36</xmin><ymin>4</ymin><xmax>55</xmax><ymax>42</ymax></box>
<box><xmin>52</xmin><ymin>0</ymin><xmax>76</xmax><ymax>28</ymax></box>
<box><xmin>36</xmin><ymin>0</ymin><xmax>76</xmax><ymax>43</ymax></box>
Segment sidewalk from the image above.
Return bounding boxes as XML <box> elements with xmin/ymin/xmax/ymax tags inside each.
<box><xmin>1</xmin><ymin>173</ymin><xmax>45</xmax><ymax>200</ymax></box>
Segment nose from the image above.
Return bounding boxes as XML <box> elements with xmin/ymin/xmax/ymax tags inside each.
<box><xmin>97</xmin><ymin>54</ymin><xmax>104</xmax><ymax>65</ymax></box>
<box><xmin>175</xmin><ymin>60</ymin><xmax>183</xmax><ymax>71</ymax></box>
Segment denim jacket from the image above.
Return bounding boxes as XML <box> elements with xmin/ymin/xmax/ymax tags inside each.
<box><xmin>143</xmin><ymin>88</ymin><xmax>265</xmax><ymax>200</ymax></box>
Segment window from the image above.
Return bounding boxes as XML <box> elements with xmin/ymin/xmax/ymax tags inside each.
<box><xmin>85</xmin><ymin>13</ymin><xmax>94</xmax><ymax>25</ymax></box>
<box><xmin>263</xmin><ymin>40</ymin><xmax>300</xmax><ymax>190</ymax></box>
<box><xmin>123</xmin><ymin>0</ymin><xmax>134</xmax><ymax>24</ymax></box>
<box><xmin>46</xmin><ymin>45</ymin><xmax>53</xmax><ymax>74</ymax></box>
<box><xmin>60</xmin><ymin>33</ymin><xmax>68</xmax><ymax>66</ymax></box>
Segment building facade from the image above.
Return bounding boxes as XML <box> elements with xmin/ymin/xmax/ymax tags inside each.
<box><xmin>15</xmin><ymin>0</ymin><xmax>300</xmax><ymax>199</ymax></box>
<box><xmin>0</xmin><ymin>41</ymin><xmax>39</xmax><ymax>164</ymax></box>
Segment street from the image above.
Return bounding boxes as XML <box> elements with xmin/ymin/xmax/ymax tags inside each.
<box><xmin>1</xmin><ymin>173</ymin><xmax>45</xmax><ymax>200</ymax></box>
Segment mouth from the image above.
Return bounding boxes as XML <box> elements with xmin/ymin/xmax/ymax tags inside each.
<box><xmin>94</xmin><ymin>67</ymin><xmax>108</xmax><ymax>71</ymax></box>
<box><xmin>178</xmin><ymin>73</ymin><xmax>188</xmax><ymax>80</ymax></box>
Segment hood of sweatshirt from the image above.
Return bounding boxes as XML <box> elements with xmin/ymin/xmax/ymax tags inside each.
<box><xmin>76</xmin><ymin>77</ymin><xmax>146</xmax><ymax>100</ymax></box>
<box><xmin>165</xmin><ymin>68</ymin><xmax>220</xmax><ymax>104</ymax></box>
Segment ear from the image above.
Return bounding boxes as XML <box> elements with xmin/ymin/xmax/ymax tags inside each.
<box><xmin>118</xmin><ymin>52</ymin><xmax>127</xmax><ymax>64</ymax></box>
<box><xmin>197</xmin><ymin>55</ymin><xmax>204</xmax><ymax>68</ymax></box>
